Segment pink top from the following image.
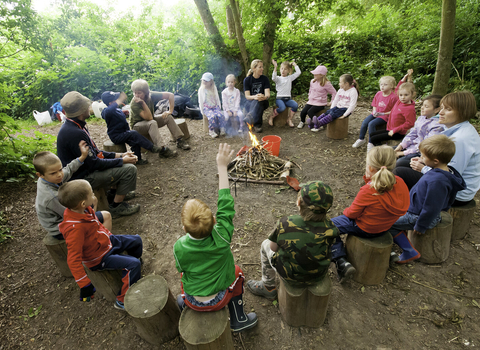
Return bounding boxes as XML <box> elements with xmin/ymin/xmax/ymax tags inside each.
<box><xmin>371</xmin><ymin>90</ymin><xmax>398</xmax><ymax>122</ymax></box>
<box><xmin>331</xmin><ymin>87</ymin><xmax>358</xmax><ymax>117</ymax></box>
<box><xmin>221</xmin><ymin>87</ymin><xmax>241</xmax><ymax>112</ymax></box>
<box><xmin>386</xmin><ymin>81</ymin><xmax>416</xmax><ymax>135</ymax></box>
<box><xmin>306</xmin><ymin>80</ymin><xmax>337</xmax><ymax>106</ymax></box>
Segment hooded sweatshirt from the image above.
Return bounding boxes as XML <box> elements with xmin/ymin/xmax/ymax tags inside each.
<box><xmin>408</xmin><ymin>166</ymin><xmax>466</xmax><ymax>233</ymax></box>
<box><xmin>343</xmin><ymin>175</ymin><xmax>410</xmax><ymax>233</ymax></box>
<box><xmin>59</xmin><ymin>206</ymin><xmax>112</xmax><ymax>288</ymax></box>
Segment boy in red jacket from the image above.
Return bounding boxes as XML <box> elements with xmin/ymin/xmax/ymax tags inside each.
<box><xmin>58</xmin><ymin>179</ymin><xmax>142</xmax><ymax>310</ymax></box>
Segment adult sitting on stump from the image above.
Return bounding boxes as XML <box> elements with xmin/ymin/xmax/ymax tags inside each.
<box><xmin>57</xmin><ymin>91</ymin><xmax>140</xmax><ymax>219</ymax></box>
<box><xmin>243</xmin><ymin>59</ymin><xmax>271</xmax><ymax>133</ymax></box>
<box><xmin>129</xmin><ymin>79</ymin><xmax>190</xmax><ymax>156</ymax></box>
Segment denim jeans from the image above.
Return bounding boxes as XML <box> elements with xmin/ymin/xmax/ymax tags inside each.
<box><xmin>275</xmin><ymin>97</ymin><xmax>298</xmax><ymax>113</ymax></box>
<box><xmin>389</xmin><ymin>211</ymin><xmax>442</xmax><ymax>236</ymax></box>
<box><xmin>359</xmin><ymin>114</ymin><xmax>387</xmax><ymax>140</ymax></box>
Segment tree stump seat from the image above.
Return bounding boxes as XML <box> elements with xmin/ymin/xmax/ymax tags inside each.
<box><xmin>93</xmin><ymin>188</ymin><xmax>109</xmax><ymax>211</ymax></box>
<box><xmin>43</xmin><ymin>234</ymin><xmax>72</xmax><ymax>278</ymax></box>
<box><xmin>273</xmin><ymin>107</ymin><xmax>289</xmax><ymax>127</ymax></box>
<box><xmin>346</xmin><ymin>233</ymin><xmax>393</xmax><ymax>285</ymax></box>
<box><xmin>179</xmin><ymin>307</ymin><xmax>234</xmax><ymax>350</ymax></box>
<box><xmin>408</xmin><ymin>211</ymin><xmax>453</xmax><ymax>264</ymax></box>
<box><xmin>173</xmin><ymin>118</ymin><xmax>190</xmax><ymax>140</ymax></box>
<box><xmin>124</xmin><ymin>275</ymin><xmax>180</xmax><ymax>345</ymax></box>
<box><xmin>278</xmin><ymin>273</ymin><xmax>332</xmax><ymax>327</ymax></box>
<box><xmin>326</xmin><ymin>117</ymin><xmax>349</xmax><ymax>139</ymax></box>
<box><xmin>448</xmin><ymin>199</ymin><xmax>477</xmax><ymax>241</ymax></box>
<box><xmin>103</xmin><ymin>140</ymin><xmax>127</xmax><ymax>153</ymax></box>
<box><xmin>82</xmin><ymin>263</ymin><xmax>123</xmax><ymax>302</ymax></box>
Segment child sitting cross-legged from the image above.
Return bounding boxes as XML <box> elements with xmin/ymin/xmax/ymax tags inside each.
<box><xmin>34</xmin><ymin>142</ymin><xmax>112</xmax><ymax>240</ymax></box>
<box><xmin>390</xmin><ymin>134</ymin><xmax>466</xmax><ymax>263</ymax></box>
<box><xmin>246</xmin><ymin>181</ymin><xmax>339</xmax><ymax>300</ymax></box>
<box><xmin>174</xmin><ymin>143</ymin><xmax>258</xmax><ymax>332</ymax></box>
<box><xmin>58</xmin><ymin>179</ymin><xmax>143</xmax><ymax>310</ymax></box>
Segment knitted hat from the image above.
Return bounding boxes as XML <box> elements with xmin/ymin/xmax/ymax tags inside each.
<box><xmin>310</xmin><ymin>65</ymin><xmax>328</xmax><ymax>76</ymax></box>
<box><xmin>101</xmin><ymin>91</ymin><xmax>121</xmax><ymax>106</ymax></box>
<box><xmin>60</xmin><ymin>91</ymin><xmax>92</xmax><ymax>118</ymax></box>
<box><xmin>300</xmin><ymin>181</ymin><xmax>333</xmax><ymax>213</ymax></box>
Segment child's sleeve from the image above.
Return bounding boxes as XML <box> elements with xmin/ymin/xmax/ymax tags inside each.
<box><xmin>267</xmin><ymin>221</ymin><xmax>280</xmax><ymax>243</ymax></box>
<box><xmin>330</xmin><ymin>88</ymin><xmax>341</xmax><ymax>108</ymax></box>
<box><xmin>291</xmin><ymin>65</ymin><xmax>301</xmax><ymax>81</ymax></box>
<box><xmin>173</xmin><ymin>242</ymin><xmax>184</xmax><ymax>273</ymax></box>
<box><xmin>343</xmin><ymin>185</ymin><xmax>371</xmax><ymax>219</ymax></box>
<box><xmin>400</xmin><ymin>120</ymin><xmax>420</xmax><ymax>151</ymax></box>
<box><xmin>326</xmin><ymin>82</ymin><xmax>337</xmax><ymax>102</ymax></box>
<box><xmin>234</xmin><ymin>89</ymin><xmax>241</xmax><ymax>111</ymax></box>
<box><xmin>272</xmin><ymin>70</ymin><xmax>278</xmax><ymax>82</ymax></box>
<box><xmin>63</xmin><ymin>158</ymin><xmax>83</xmax><ymax>182</ymax></box>
<box><xmin>344</xmin><ymin>89</ymin><xmax>358</xmax><ymax>117</ymax></box>
<box><xmin>391</xmin><ymin>106</ymin><xmax>416</xmax><ymax>135</ymax></box>
<box><xmin>221</xmin><ymin>90</ymin><xmax>228</xmax><ymax>112</ymax></box>
<box><xmin>215</xmin><ymin>90</ymin><xmax>221</xmax><ymax>108</ymax></box>
<box><xmin>64</xmin><ymin>226</ymin><xmax>92</xmax><ymax>288</ymax></box>
<box><xmin>213</xmin><ymin>189</ymin><xmax>235</xmax><ymax>243</ymax></box>
<box><xmin>394</xmin><ymin>80</ymin><xmax>403</xmax><ymax>94</ymax></box>
<box><xmin>414</xmin><ymin>180</ymin><xmax>449</xmax><ymax>233</ymax></box>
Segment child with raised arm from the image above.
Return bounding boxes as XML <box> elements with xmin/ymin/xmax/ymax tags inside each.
<box><xmin>394</xmin><ymin>94</ymin><xmax>443</xmax><ymax>167</ymax></box>
<box><xmin>390</xmin><ymin>135</ymin><xmax>466</xmax><ymax>263</ymax></box>
<box><xmin>352</xmin><ymin>76</ymin><xmax>398</xmax><ymax>148</ymax></box>
<box><xmin>298</xmin><ymin>65</ymin><xmax>336</xmax><ymax>129</ymax></box>
<box><xmin>269</xmin><ymin>59</ymin><xmax>301</xmax><ymax>127</ymax></box>
<box><xmin>221</xmin><ymin>74</ymin><xmax>244</xmax><ymax>134</ymax></box>
<box><xmin>199</xmin><ymin>72</ymin><xmax>226</xmax><ymax>138</ymax></box>
<box><xmin>330</xmin><ymin>146</ymin><xmax>409</xmax><ymax>282</ymax></box>
<box><xmin>34</xmin><ymin>142</ymin><xmax>112</xmax><ymax>240</ymax></box>
<box><xmin>174</xmin><ymin>143</ymin><xmax>258</xmax><ymax>332</ymax></box>
<box><xmin>306</xmin><ymin>74</ymin><xmax>358</xmax><ymax>132</ymax></box>
<box><xmin>367</xmin><ymin>69</ymin><xmax>416</xmax><ymax>151</ymax></box>
<box><xmin>58</xmin><ymin>180</ymin><xmax>143</xmax><ymax>310</ymax></box>
<box><xmin>246</xmin><ymin>181</ymin><xmax>339</xmax><ymax>300</ymax></box>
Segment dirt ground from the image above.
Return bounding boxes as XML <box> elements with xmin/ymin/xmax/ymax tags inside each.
<box><xmin>1</xmin><ymin>100</ymin><xmax>480</xmax><ymax>350</ymax></box>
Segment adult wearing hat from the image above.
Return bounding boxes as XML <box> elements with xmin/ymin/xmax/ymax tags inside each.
<box><xmin>129</xmin><ymin>79</ymin><xmax>190</xmax><ymax>156</ymax></box>
<box><xmin>297</xmin><ymin>65</ymin><xmax>336</xmax><ymax>129</ymax></box>
<box><xmin>57</xmin><ymin>91</ymin><xmax>140</xmax><ymax>218</ymax></box>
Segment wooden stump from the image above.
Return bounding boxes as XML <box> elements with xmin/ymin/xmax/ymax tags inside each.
<box><xmin>103</xmin><ymin>140</ymin><xmax>127</xmax><ymax>153</ymax></box>
<box><xmin>124</xmin><ymin>275</ymin><xmax>180</xmax><ymax>345</ymax></box>
<box><xmin>179</xmin><ymin>307</ymin><xmax>234</xmax><ymax>350</ymax></box>
<box><xmin>82</xmin><ymin>263</ymin><xmax>123</xmax><ymax>302</ymax></box>
<box><xmin>278</xmin><ymin>274</ymin><xmax>332</xmax><ymax>327</ymax></box>
<box><xmin>408</xmin><ymin>211</ymin><xmax>453</xmax><ymax>264</ymax></box>
<box><xmin>273</xmin><ymin>107</ymin><xmax>289</xmax><ymax>127</ymax></box>
<box><xmin>171</xmin><ymin>118</ymin><xmax>191</xmax><ymax>141</ymax></box>
<box><xmin>448</xmin><ymin>199</ymin><xmax>477</xmax><ymax>241</ymax></box>
<box><xmin>93</xmin><ymin>188</ymin><xmax>109</xmax><ymax>211</ymax></box>
<box><xmin>326</xmin><ymin>118</ymin><xmax>349</xmax><ymax>139</ymax></box>
<box><xmin>346</xmin><ymin>233</ymin><xmax>392</xmax><ymax>285</ymax></box>
<box><xmin>43</xmin><ymin>234</ymin><xmax>72</xmax><ymax>278</ymax></box>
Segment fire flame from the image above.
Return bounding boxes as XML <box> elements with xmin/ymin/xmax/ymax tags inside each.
<box><xmin>247</xmin><ymin>123</ymin><xmax>260</xmax><ymax>148</ymax></box>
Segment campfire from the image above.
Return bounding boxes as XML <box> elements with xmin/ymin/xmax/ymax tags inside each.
<box><xmin>227</xmin><ymin>125</ymin><xmax>295</xmax><ymax>184</ymax></box>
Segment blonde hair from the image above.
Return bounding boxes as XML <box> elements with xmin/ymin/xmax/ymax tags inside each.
<box><xmin>398</xmin><ymin>82</ymin><xmax>416</xmax><ymax>99</ymax></box>
<box><xmin>58</xmin><ymin>179</ymin><xmax>91</xmax><ymax>210</ymax></box>
<box><xmin>131</xmin><ymin>79</ymin><xmax>150</xmax><ymax>96</ymax></box>
<box><xmin>366</xmin><ymin>146</ymin><xmax>397</xmax><ymax>194</ymax></box>
<box><xmin>316</xmin><ymin>74</ymin><xmax>329</xmax><ymax>87</ymax></box>
<box><xmin>33</xmin><ymin>151</ymin><xmax>61</xmax><ymax>175</ymax></box>
<box><xmin>419</xmin><ymin>134</ymin><xmax>455</xmax><ymax>165</ymax></box>
<box><xmin>297</xmin><ymin>194</ymin><xmax>326</xmax><ymax>222</ymax></box>
<box><xmin>181</xmin><ymin>199</ymin><xmax>214</xmax><ymax>239</ymax></box>
<box><xmin>441</xmin><ymin>91</ymin><xmax>478</xmax><ymax>123</ymax></box>
<box><xmin>380</xmin><ymin>76</ymin><xmax>396</xmax><ymax>89</ymax></box>
<box><xmin>225</xmin><ymin>74</ymin><xmax>236</xmax><ymax>84</ymax></box>
<box><xmin>280</xmin><ymin>61</ymin><xmax>293</xmax><ymax>75</ymax></box>
<box><xmin>247</xmin><ymin>59</ymin><xmax>263</xmax><ymax>77</ymax></box>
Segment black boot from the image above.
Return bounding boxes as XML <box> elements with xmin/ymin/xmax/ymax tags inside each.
<box><xmin>176</xmin><ymin>294</ymin><xmax>186</xmax><ymax>312</ymax></box>
<box><xmin>227</xmin><ymin>295</ymin><xmax>258</xmax><ymax>332</ymax></box>
<box><xmin>335</xmin><ymin>257</ymin><xmax>356</xmax><ymax>283</ymax></box>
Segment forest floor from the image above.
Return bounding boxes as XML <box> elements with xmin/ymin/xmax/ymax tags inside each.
<box><xmin>1</xmin><ymin>99</ymin><xmax>480</xmax><ymax>350</ymax></box>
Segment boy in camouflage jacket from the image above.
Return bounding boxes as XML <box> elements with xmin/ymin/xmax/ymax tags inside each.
<box><xmin>246</xmin><ymin>181</ymin><xmax>339</xmax><ymax>300</ymax></box>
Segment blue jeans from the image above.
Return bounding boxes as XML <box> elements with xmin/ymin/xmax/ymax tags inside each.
<box><xmin>389</xmin><ymin>212</ymin><xmax>442</xmax><ymax>236</ymax></box>
<box><xmin>359</xmin><ymin>115</ymin><xmax>387</xmax><ymax>140</ymax></box>
<box><xmin>245</xmin><ymin>100</ymin><xmax>269</xmax><ymax>127</ymax></box>
<box><xmin>330</xmin><ymin>215</ymin><xmax>387</xmax><ymax>261</ymax></box>
<box><xmin>275</xmin><ymin>97</ymin><xmax>298</xmax><ymax>113</ymax></box>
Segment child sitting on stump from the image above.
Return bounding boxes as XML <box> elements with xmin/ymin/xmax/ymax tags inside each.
<box><xmin>246</xmin><ymin>181</ymin><xmax>339</xmax><ymax>300</ymax></box>
<box><xmin>390</xmin><ymin>135</ymin><xmax>466</xmax><ymax>263</ymax></box>
<box><xmin>58</xmin><ymin>179</ymin><xmax>143</xmax><ymax>310</ymax></box>
<box><xmin>174</xmin><ymin>143</ymin><xmax>258</xmax><ymax>332</ymax></box>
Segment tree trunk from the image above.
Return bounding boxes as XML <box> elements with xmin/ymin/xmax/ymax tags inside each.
<box><xmin>226</xmin><ymin>5</ymin><xmax>235</xmax><ymax>39</ymax></box>
<box><xmin>229</xmin><ymin>0</ymin><xmax>249</xmax><ymax>73</ymax></box>
<box><xmin>193</xmin><ymin>0</ymin><xmax>229</xmax><ymax>56</ymax></box>
<box><xmin>432</xmin><ymin>0</ymin><xmax>456</xmax><ymax>95</ymax></box>
<box><xmin>262</xmin><ymin>3</ymin><xmax>281</xmax><ymax>75</ymax></box>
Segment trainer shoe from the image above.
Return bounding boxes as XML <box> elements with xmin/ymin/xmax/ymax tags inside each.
<box><xmin>246</xmin><ymin>280</ymin><xmax>277</xmax><ymax>301</ymax></box>
<box><xmin>297</xmin><ymin>121</ymin><xmax>304</xmax><ymax>129</ymax></box>
<box><xmin>136</xmin><ymin>159</ymin><xmax>148</xmax><ymax>165</ymax></box>
<box><xmin>311</xmin><ymin>126</ymin><xmax>323</xmax><ymax>132</ymax></box>
<box><xmin>109</xmin><ymin>202</ymin><xmax>140</xmax><ymax>219</ymax></box>
<box><xmin>335</xmin><ymin>258</ymin><xmax>356</xmax><ymax>284</ymax></box>
<box><xmin>352</xmin><ymin>139</ymin><xmax>366</xmax><ymax>148</ymax></box>
<box><xmin>390</xmin><ymin>251</ymin><xmax>400</xmax><ymax>265</ymax></box>
<box><xmin>158</xmin><ymin>146</ymin><xmax>177</xmax><ymax>158</ymax></box>
<box><xmin>209</xmin><ymin>130</ymin><xmax>218</xmax><ymax>138</ymax></box>
<box><xmin>176</xmin><ymin>138</ymin><xmax>191</xmax><ymax>150</ymax></box>
<box><xmin>114</xmin><ymin>300</ymin><xmax>125</xmax><ymax>310</ymax></box>
<box><xmin>151</xmin><ymin>145</ymin><xmax>162</xmax><ymax>153</ymax></box>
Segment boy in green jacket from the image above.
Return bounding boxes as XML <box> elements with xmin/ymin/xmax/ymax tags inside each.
<box><xmin>173</xmin><ymin>143</ymin><xmax>257</xmax><ymax>332</ymax></box>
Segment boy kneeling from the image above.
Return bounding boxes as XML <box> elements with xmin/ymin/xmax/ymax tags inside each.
<box><xmin>58</xmin><ymin>180</ymin><xmax>143</xmax><ymax>310</ymax></box>
<box><xmin>247</xmin><ymin>181</ymin><xmax>339</xmax><ymax>299</ymax></box>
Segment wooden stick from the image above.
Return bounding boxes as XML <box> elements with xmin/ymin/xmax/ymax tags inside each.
<box><xmin>228</xmin><ymin>177</ymin><xmax>285</xmax><ymax>185</ymax></box>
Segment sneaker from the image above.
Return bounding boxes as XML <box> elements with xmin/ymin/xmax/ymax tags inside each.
<box><xmin>176</xmin><ymin>138</ymin><xmax>191</xmax><ymax>150</ymax></box>
<box><xmin>124</xmin><ymin>191</ymin><xmax>136</xmax><ymax>201</ymax></box>
<box><xmin>311</xmin><ymin>126</ymin><xmax>323</xmax><ymax>132</ymax></box>
<box><xmin>246</xmin><ymin>280</ymin><xmax>277</xmax><ymax>301</ymax></box>
<box><xmin>335</xmin><ymin>258</ymin><xmax>356</xmax><ymax>284</ymax></box>
<box><xmin>136</xmin><ymin>159</ymin><xmax>148</xmax><ymax>165</ymax></box>
<box><xmin>297</xmin><ymin>121</ymin><xmax>304</xmax><ymax>129</ymax></box>
<box><xmin>254</xmin><ymin>126</ymin><xmax>263</xmax><ymax>133</ymax></box>
<box><xmin>367</xmin><ymin>143</ymin><xmax>374</xmax><ymax>152</ymax></box>
<box><xmin>390</xmin><ymin>251</ymin><xmax>400</xmax><ymax>265</ymax></box>
<box><xmin>151</xmin><ymin>145</ymin><xmax>162</xmax><ymax>153</ymax></box>
<box><xmin>238</xmin><ymin>128</ymin><xmax>244</xmax><ymax>134</ymax></box>
<box><xmin>352</xmin><ymin>139</ymin><xmax>366</xmax><ymax>148</ymax></box>
<box><xmin>220</xmin><ymin>127</ymin><xmax>226</xmax><ymax>136</ymax></box>
<box><xmin>158</xmin><ymin>146</ymin><xmax>178</xmax><ymax>158</ymax></box>
<box><xmin>209</xmin><ymin>130</ymin><xmax>219</xmax><ymax>138</ymax></box>
<box><xmin>114</xmin><ymin>300</ymin><xmax>125</xmax><ymax>310</ymax></box>
<box><xmin>109</xmin><ymin>202</ymin><xmax>140</xmax><ymax>219</ymax></box>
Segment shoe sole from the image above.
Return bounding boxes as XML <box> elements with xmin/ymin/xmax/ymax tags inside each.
<box><xmin>231</xmin><ymin>318</ymin><xmax>258</xmax><ymax>332</ymax></box>
<box><xmin>396</xmin><ymin>252</ymin><xmax>421</xmax><ymax>264</ymax></box>
<box><xmin>246</xmin><ymin>283</ymin><xmax>277</xmax><ymax>301</ymax></box>
<box><xmin>114</xmin><ymin>304</ymin><xmax>125</xmax><ymax>311</ymax></box>
<box><xmin>338</xmin><ymin>267</ymin><xmax>356</xmax><ymax>284</ymax></box>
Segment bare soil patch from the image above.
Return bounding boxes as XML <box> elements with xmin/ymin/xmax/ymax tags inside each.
<box><xmin>1</xmin><ymin>100</ymin><xmax>480</xmax><ymax>350</ymax></box>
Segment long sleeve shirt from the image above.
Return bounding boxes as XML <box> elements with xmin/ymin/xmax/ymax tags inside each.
<box><xmin>101</xmin><ymin>102</ymin><xmax>131</xmax><ymax>143</ymax></box>
<box><xmin>330</xmin><ymin>87</ymin><xmax>358</xmax><ymax>117</ymax></box>
<box><xmin>371</xmin><ymin>90</ymin><xmax>398</xmax><ymax>122</ymax></box>
<box><xmin>306</xmin><ymin>80</ymin><xmax>337</xmax><ymax>106</ymax></box>
<box><xmin>386</xmin><ymin>81</ymin><xmax>416</xmax><ymax>135</ymax></box>
<box><xmin>221</xmin><ymin>88</ymin><xmax>241</xmax><ymax>113</ymax></box>
<box><xmin>399</xmin><ymin>115</ymin><xmax>443</xmax><ymax>155</ymax></box>
<box><xmin>272</xmin><ymin>65</ymin><xmax>301</xmax><ymax>98</ymax></box>
<box><xmin>198</xmin><ymin>86</ymin><xmax>221</xmax><ymax>113</ymax></box>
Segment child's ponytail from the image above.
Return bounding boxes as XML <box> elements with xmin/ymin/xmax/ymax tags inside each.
<box><xmin>340</xmin><ymin>74</ymin><xmax>359</xmax><ymax>95</ymax></box>
<box><xmin>366</xmin><ymin>146</ymin><xmax>396</xmax><ymax>194</ymax></box>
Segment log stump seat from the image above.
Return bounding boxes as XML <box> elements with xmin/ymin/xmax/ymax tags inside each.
<box><xmin>103</xmin><ymin>140</ymin><xmax>127</xmax><ymax>153</ymax></box>
<box><xmin>326</xmin><ymin>117</ymin><xmax>349</xmax><ymax>139</ymax></box>
<box><xmin>448</xmin><ymin>199</ymin><xmax>477</xmax><ymax>241</ymax></box>
<box><xmin>82</xmin><ymin>263</ymin><xmax>123</xmax><ymax>302</ymax></box>
<box><xmin>43</xmin><ymin>234</ymin><xmax>72</xmax><ymax>278</ymax></box>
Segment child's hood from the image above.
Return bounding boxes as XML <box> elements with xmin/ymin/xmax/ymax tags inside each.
<box><xmin>437</xmin><ymin>166</ymin><xmax>466</xmax><ymax>192</ymax></box>
<box><xmin>375</xmin><ymin>177</ymin><xmax>410</xmax><ymax>216</ymax></box>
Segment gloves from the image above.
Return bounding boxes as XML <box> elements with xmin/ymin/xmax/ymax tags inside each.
<box><xmin>79</xmin><ymin>283</ymin><xmax>96</xmax><ymax>302</ymax></box>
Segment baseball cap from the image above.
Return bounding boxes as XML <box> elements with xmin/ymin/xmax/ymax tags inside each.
<box><xmin>101</xmin><ymin>91</ymin><xmax>121</xmax><ymax>106</ymax></box>
<box><xmin>202</xmin><ymin>72</ymin><xmax>214</xmax><ymax>82</ymax></box>
<box><xmin>300</xmin><ymin>181</ymin><xmax>333</xmax><ymax>213</ymax></box>
<box><xmin>60</xmin><ymin>91</ymin><xmax>92</xmax><ymax>118</ymax></box>
<box><xmin>310</xmin><ymin>65</ymin><xmax>328</xmax><ymax>76</ymax></box>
